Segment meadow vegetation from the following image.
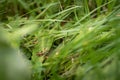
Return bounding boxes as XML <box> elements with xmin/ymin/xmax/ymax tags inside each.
<box><xmin>0</xmin><ymin>0</ymin><xmax>120</xmax><ymax>80</ymax></box>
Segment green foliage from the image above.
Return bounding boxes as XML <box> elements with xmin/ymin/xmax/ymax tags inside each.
<box><xmin>0</xmin><ymin>0</ymin><xmax>120</xmax><ymax>80</ymax></box>
<box><xmin>0</xmin><ymin>28</ymin><xmax>31</xmax><ymax>80</ymax></box>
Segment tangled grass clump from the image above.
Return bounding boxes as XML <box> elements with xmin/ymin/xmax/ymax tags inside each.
<box><xmin>0</xmin><ymin>0</ymin><xmax>120</xmax><ymax>80</ymax></box>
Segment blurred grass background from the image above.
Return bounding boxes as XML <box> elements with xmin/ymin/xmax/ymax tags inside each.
<box><xmin>0</xmin><ymin>0</ymin><xmax>120</xmax><ymax>80</ymax></box>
